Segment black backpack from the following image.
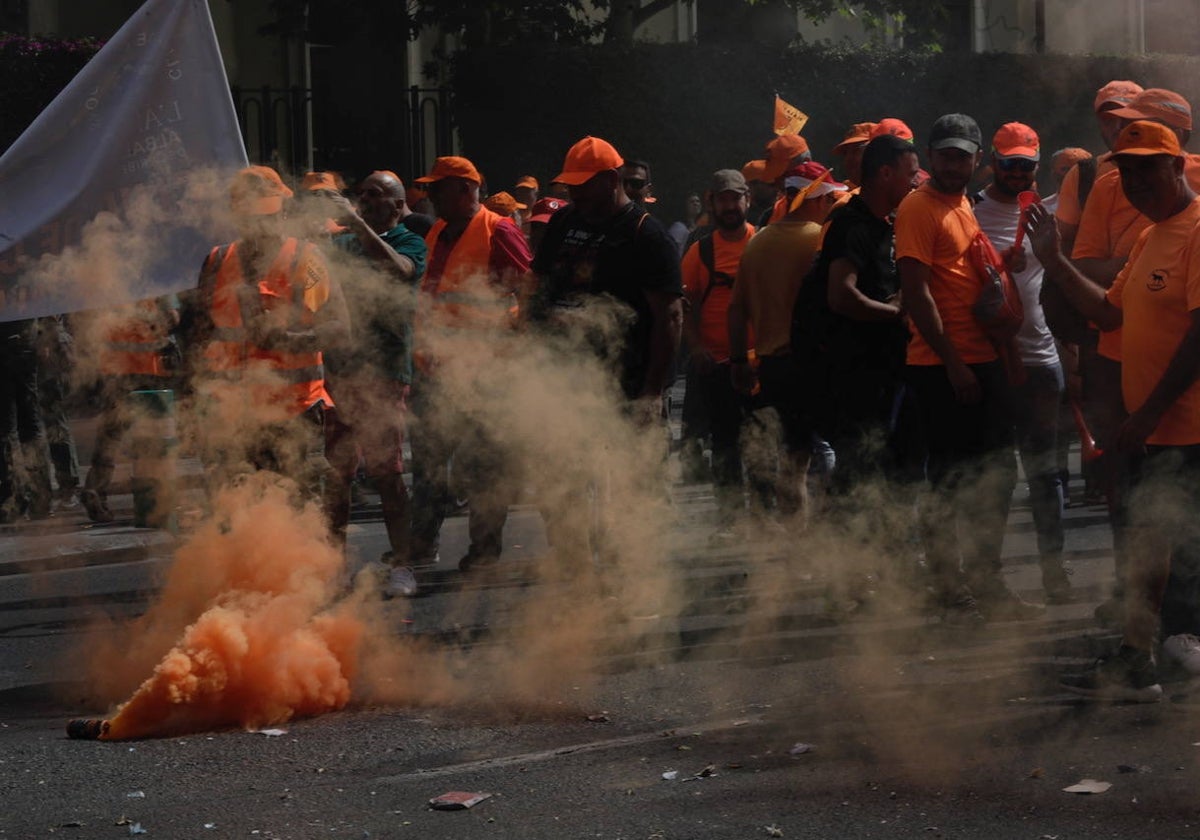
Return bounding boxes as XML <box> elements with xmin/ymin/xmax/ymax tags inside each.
<box><xmin>695</xmin><ymin>233</ymin><xmax>736</xmax><ymax>312</ymax></box>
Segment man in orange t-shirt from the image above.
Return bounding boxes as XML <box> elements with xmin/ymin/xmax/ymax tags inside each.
<box><xmin>680</xmin><ymin>169</ymin><xmax>755</xmax><ymax>532</ymax></box>
<box><xmin>895</xmin><ymin>113</ymin><xmax>1035</xmax><ymax>624</ymax></box>
<box><xmin>1070</xmin><ymin>88</ymin><xmax>1200</xmax><ymax>622</ymax></box>
<box><xmin>1031</xmin><ymin>120</ymin><xmax>1200</xmax><ymax>702</ymax></box>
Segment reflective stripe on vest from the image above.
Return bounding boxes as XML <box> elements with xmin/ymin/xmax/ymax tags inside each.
<box><xmin>99</xmin><ymin>299</ymin><xmax>170</xmax><ymax>377</ymax></box>
<box><xmin>201</xmin><ymin>238</ymin><xmax>332</xmax><ymax>414</ymax></box>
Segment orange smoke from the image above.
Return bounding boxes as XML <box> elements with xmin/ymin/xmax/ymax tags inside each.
<box><xmin>91</xmin><ymin>476</ymin><xmax>363</xmax><ymax>740</ymax></box>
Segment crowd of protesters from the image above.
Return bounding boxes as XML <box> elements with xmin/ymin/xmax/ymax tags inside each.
<box><xmin>1</xmin><ymin>79</ymin><xmax>1199</xmax><ymax>704</ymax></box>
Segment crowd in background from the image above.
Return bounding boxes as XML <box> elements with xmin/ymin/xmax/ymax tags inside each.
<box><xmin>1</xmin><ymin>78</ymin><xmax>1199</xmax><ymax>704</ymax></box>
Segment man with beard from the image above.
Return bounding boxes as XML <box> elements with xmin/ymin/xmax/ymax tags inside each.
<box><xmin>679</xmin><ymin>169</ymin><xmax>756</xmax><ymax>535</ymax></box>
<box><xmin>895</xmin><ymin>114</ymin><xmax>1041</xmax><ymax>623</ymax></box>
<box><xmin>972</xmin><ymin>124</ymin><xmax>1070</xmax><ymax>603</ymax></box>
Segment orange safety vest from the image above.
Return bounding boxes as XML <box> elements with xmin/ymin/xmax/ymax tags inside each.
<box><xmin>422</xmin><ymin>207</ymin><xmax>518</xmax><ymax>330</ymax></box>
<box><xmin>199</xmin><ymin>237</ymin><xmax>332</xmax><ymax>417</ymax></box>
<box><xmin>99</xmin><ymin>299</ymin><xmax>171</xmax><ymax>378</ymax></box>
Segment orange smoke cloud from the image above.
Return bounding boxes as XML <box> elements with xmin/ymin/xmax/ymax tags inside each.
<box><xmin>91</xmin><ymin>476</ymin><xmax>363</xmax><ymax>740</ymax></box>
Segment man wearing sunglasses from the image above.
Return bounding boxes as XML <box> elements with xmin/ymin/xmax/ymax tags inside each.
<box><xmin>620</xmin><ymin>159</ymin><xmax>657</xmax><ymax>208</ymax></box>
<box><xmin>973</xmin><ymin>123</ymin><xmax>1069</xmax><ymax>605</ymax></box>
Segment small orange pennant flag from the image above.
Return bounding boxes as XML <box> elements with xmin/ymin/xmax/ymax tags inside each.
<box><xmin>773</xmin><ymin>95</ymin><xmax>808</xmax><ymax>136</ymax></box>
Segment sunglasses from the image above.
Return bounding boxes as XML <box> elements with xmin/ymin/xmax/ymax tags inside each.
<box><xmin>995</xmin><ymin>158</ymin><xmax>1037</xmax><ymax>173</ymax></box>
<box><xmin>623</xmin><ymin>178</ymin><xmax>648</xmax><ymax>190</ymax></box>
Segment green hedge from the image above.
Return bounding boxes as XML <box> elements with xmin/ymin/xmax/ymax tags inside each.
<box><xmin>452</xmin><ymin>43</ymin><xmax>1200</xmax><ymax>216</ymax></box>
<box><xmin>0</xmin><ymin>34</ymin><xmax>103</xmax><ymax>152</ymax></box>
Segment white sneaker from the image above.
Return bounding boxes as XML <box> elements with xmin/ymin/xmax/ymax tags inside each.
<box><xmin>1162</xmin><ymin>634</ymin><xmax>1200</xmax><ymax>675</ymax></box>
<box><xmin>384</xmin><ymin>566</ymin><xmax>418</xmax><ymax>598</ymax></box>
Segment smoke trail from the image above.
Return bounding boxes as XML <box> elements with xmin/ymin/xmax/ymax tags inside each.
<box><xmin>93</xmin><ymin>476</ymin><xmax>362</xmax><ymax>739</ymax></box>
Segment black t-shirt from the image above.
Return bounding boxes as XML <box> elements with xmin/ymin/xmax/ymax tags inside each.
<box><xmin>532</xmin><ymin>201</ymin><xmax>682</xmax><ymax>398</ymax></box>
<box><xmin>808</xmin><ymin>194</ymin><xmax>907</xmax><ymax>367</ymax></box>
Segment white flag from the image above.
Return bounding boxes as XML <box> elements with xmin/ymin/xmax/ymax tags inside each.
<box><xmin>0</xmin><ymin>0</ymin><xmax>247</xmax><ymax>322</ymax></box>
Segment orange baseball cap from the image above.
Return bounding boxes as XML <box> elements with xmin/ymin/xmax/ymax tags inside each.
<box><xmin>230</xmin><ymin>165</ymin><xmax>292</xmax><ymax>215</ymax></box>
<box><xmin>742</xmin><ymin>159</ymin><xmax>768</xmax><ymax>183</ymax></box>
<box><xmin>991</xmin><ymin>122</ymin><xmax>1040</xmax><ymax>160</ymax></box>
<box><xmin>762</xmin><ymin>133</ymin><xmax>810</xmax><ymax>182</ymax></box>
<box><xmin>515</xmin><ymin>175</ymin><xmax>539</xmax><ymax>189</ymax></box>
<box><xmin>300</xmin><ymin>171</ymin><xmax>341</xmax><ymax>193</ymax></box>
<box><xmin>415</xmin><ymin>156</ymin><xmax>483</xmax><ymax>184</ymax></box>
<box><xmin>554</xmin><ymin>136</ymin><xmax>624</xmax><ymax>186</ymax></box>
<box><xmin>870</xmin><ymin>118</ymin><xmax>914</xmax><ymax>142</ymax></box>
<box><xmin>832</xmin><ymin>122</ymin><xmax>878</xmax><ymax>154</ymax></box>
<box><xmin>1112</xmin><ymin>120</ymin><xmax>1182</xmax><ymax>157</ymax></box>
<box><xmin>1108</xmin><ymin>88</ymin><xmax>1193</xmax><ymax>131</ymax></box>
<box><xmin>1094</xmin><ymin>80</ymin><xmax>1143</xmax><ymax>113</ymax></box>
<box><xmin>484</xmin><ymin>191</ymin><xmax>527</xmax><ymax>215</ymax></box>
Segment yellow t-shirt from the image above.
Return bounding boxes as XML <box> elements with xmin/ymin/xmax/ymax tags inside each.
<box><xmin>894</xmin><ymin>183</ymin><xmax>997</xmax><ymax>366</ymax></box>
<box><xmin>1107</xmin><ymin>196</ymin><xmax>1200</xmax><ymax>446</ymax></box>
<box><xmin>731</xmin><ymin>219</ymin><xmax>820</xmax><ymax>357</ymax></box>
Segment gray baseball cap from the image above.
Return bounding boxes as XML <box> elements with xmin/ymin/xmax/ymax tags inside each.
<box><xmin>709</xmin><ymin>169</ymin><xmax>749</xmax><ymax>195</ymax></box>
<box><xmin>929</xmin><ymin>113</ymin><xmax>982</xmax><ymax>154</ymax></box>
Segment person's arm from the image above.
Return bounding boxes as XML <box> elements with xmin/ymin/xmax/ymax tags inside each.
<box><xmin>898</xmin><ymin>256</ymin><xmax>980</xmax><ymax>404</ymax></box>
<box><xmin>726</xmin><ymin>272</ymin><xmax>756</xmax><ymax>395</ymax></box>
<box><xmin>641</xmin><ymin>288</ymin><xmax>683</xmax><ymax>398</ymax></box>
<box><xmin>1072</xmin><ymin>255</ymin><xmax>1127</xmax><ymax>289</ymax></box>
<box><xmin>1027</xmin><ymin>202</ymin><xmax>1123</xmax><ymax>331</ymax></box>
<box><xmin>827</xmin><ymin>257</ymin><xmax>902</xmax><ymax>322</ymax></box>
<box><xmin>328</xmin><ymin>194</ymin><xmax>416</xmax><ymax>281</ymax></box>
<box><xmin>1119</xmin><ymin>311</ymin><xmax>1200</xmax><ymax>450</ymax></box>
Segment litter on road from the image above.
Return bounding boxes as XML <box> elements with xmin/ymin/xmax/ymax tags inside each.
<box><xmin>429</xmin><ymin>791</ymin><xmax>493</xmax><ymax>810</ymax></box>
<box><xmin>1062</xmin><ymin>779</ymin><xmax>1112</xmax><ymax>794</ymax></box>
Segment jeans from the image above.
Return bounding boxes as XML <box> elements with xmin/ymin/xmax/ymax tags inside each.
<box><xmin>1010</xmin><ymin>363</ymin><xmax>1065</xmax><ymax>565</ymax></box>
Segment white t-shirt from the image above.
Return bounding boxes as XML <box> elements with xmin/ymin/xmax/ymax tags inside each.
<box><xmin>973</xmin><ymin>192</ymin><xmax>1060</xmax><ymax>368</ymax></box>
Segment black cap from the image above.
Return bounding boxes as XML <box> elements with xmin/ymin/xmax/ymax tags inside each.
<box><xmin>929</xmin><ymin>113</ymin><xmax>982</xmax><ymax>154</ymax></box>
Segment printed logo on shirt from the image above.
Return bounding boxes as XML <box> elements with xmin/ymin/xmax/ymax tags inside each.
<box><xmin>1147</xmin><ymin>268</ymin><xmax>1168</xmax><ymax>292</ymax></box>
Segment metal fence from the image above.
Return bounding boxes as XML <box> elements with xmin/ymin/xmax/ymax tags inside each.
<box><xmin>231</xmin><ymin>84</ymin><xmax>454</xmax><ymax>179</ymax></box>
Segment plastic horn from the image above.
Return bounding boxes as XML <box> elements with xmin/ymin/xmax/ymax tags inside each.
<box><xmin>1069</xmin><ymin>397</ymin><xmax>1103</xmax><ymax>463</ymax></box>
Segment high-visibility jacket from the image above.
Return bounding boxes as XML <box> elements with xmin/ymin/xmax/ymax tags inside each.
<box><xmin>199</xmin><ymin>237</ymin><xmax>332</xmax><ymax>417</ymax></box>
<box><xmin>422</xmin><ymin>207</ymin><xmax>518</xmax><ymax>331</ymax></box>
<box><xmin>99</xmin><ymin>299</ymin><xmax>171</xmax><ymax>378</ymax></box>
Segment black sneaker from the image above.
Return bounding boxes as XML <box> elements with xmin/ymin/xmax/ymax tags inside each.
<box><xmin>1060</xmin><ymin>646</ymin><xmax>1163</xmax><ymax>703</ymax></box>
<box><xmin>458</xmin><ymin>548</ymin><xmax>499</xmax><ymax>574</ymax></box>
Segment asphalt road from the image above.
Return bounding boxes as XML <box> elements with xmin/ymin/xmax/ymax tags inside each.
<box><xmin>2</xmin><ymin>449</ymin><xmax>1200</xmax><ymax>839</ymax></box>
